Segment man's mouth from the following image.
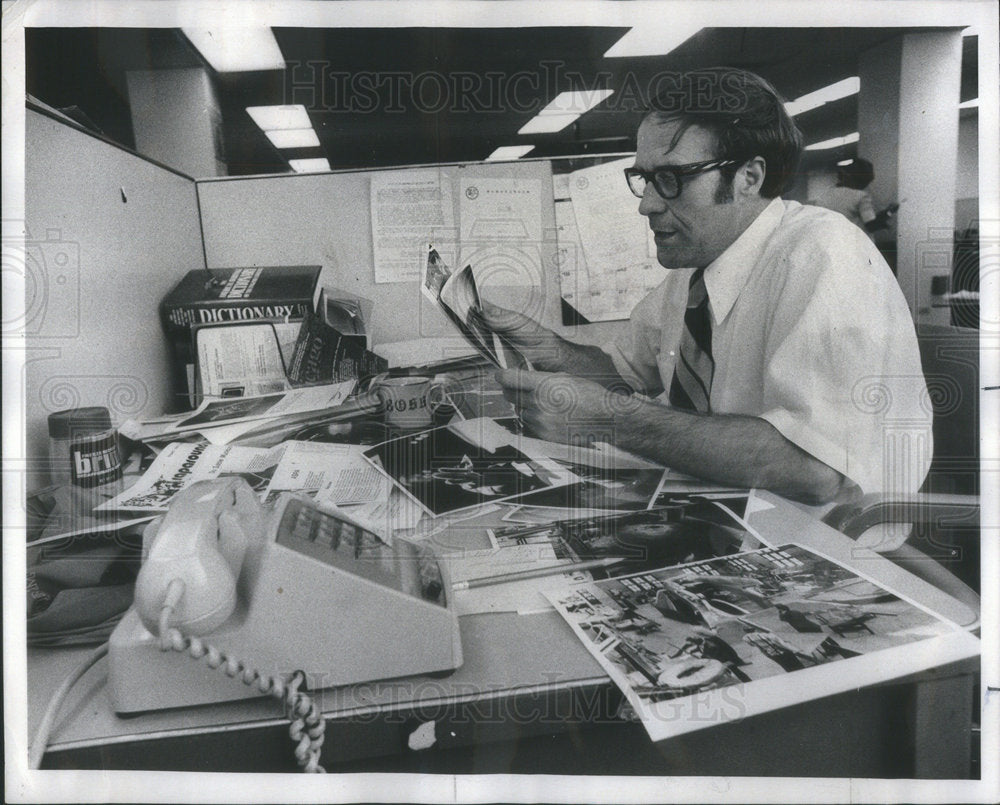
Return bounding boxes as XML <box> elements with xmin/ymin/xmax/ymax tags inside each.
<box><xmin>653</xmin><ymin>230</ymin><xmax>677</xmax><ymax>244</ymax></box>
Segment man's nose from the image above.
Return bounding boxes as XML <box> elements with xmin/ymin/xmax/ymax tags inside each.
<box><xmin>638</xmin><ymin>182</ymin><xmax>666</xmax><ymax>217</ymax></box>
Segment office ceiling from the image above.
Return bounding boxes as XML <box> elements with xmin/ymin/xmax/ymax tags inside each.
<box><xmin>25</xmin><ymin>26</ymin><xmax>979</xmax><ymax>177</ymax></box>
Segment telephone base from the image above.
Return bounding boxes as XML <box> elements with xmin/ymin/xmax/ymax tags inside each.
<box><xmin>109</xmin><ymin>485</ymin><xmax>463</xmax><ymax>713</ymax></box>
<box><xmin>109</xmin><ymin>544</ymin><xmax>463</xmax><ymax>712</ymax></box>
<box><xmin>109</xmin><ymin>610</ymin><xmax>264</xmax><ymax>712</ymax></box>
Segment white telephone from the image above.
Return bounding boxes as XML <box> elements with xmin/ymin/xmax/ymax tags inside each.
<box><xmin>109</xmin><ymin>477</ymin><xmax>462</xmax><ymax>714</ymax></box>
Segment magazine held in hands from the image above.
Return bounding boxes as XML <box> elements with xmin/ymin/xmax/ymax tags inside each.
<box><xmin>421</xmin><ymin>244</ymin><xmax>530</xmax><ymax>370</ymax></box>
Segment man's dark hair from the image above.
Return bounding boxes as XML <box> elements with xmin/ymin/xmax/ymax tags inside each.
<box><xmin>647</xmin><ymin>67</ymin><xmax>803</xmax><ymax>198</ymax></box>
<box><xmin>836</xmin><ymin>157</ymin><xmax>875</xmax><ymax>190</ymax></box>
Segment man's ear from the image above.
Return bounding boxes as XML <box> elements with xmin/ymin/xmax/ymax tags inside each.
<box><xmin>738</xmin><ymin>157</ymin><xmax>767</xmax><ymax>197</ymax></box>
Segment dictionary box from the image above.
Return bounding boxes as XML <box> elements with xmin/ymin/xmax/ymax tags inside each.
<box><xmin>160</xmin><ymin>266</ymin><xmax>321</xmax><ymax>407</ymax></box>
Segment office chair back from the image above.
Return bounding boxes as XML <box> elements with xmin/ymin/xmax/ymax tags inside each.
<box><xmin>916</xmin><ymin>323</ymin><xmax>979</xmax><ymax>496</ymax></box>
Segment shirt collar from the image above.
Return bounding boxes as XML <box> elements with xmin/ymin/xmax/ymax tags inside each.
<box><xmin>703</xmin><ymin>196</ymin><xmax>785</xmax><ymax>325</ymax></box>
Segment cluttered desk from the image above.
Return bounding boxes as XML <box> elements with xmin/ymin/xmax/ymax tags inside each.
<box><xmin>24</xmin><ymin>256</ymin><xmax>981</xmax><ymax>779</ymax></box>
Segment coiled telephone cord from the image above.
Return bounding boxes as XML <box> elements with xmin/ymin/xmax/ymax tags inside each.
<box><xmin>157</xmin><ymin>580</ymin><xmax>327</xmax><ymax>773</ymax></box>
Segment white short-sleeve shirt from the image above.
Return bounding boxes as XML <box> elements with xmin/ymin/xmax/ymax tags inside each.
<box><xmin>606</xmin><ymin>198</ymin><xmax>932</xmax><ymax>496</ymax></box>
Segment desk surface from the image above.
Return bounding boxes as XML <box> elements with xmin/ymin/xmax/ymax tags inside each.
<box><xmin>27</xmin><ymin>491</ymin><xmax>980</xmax><ymax>774</ymax></box>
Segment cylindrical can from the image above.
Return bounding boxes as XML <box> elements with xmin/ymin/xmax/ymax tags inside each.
<box><xmin>47</xmin><ymin>407</ymin><xmax>123</xmax><ymax>493</ymax></box>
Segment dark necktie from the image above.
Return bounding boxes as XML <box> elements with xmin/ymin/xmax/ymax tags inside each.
<box><xmin>668</xmin><ymin>268</ymin><xmax>714</xmax><ymax>413</ymax></box>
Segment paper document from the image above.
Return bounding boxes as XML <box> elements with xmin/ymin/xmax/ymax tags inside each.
<box><xmin>487</xmin><ymin>495</ymin><xmax>757</xmax><ymax>574</ymax></box>
<box><xmin>262</xmin><ymin>441</ymin><xmax>387</xmax><ymax>506</ymax></box>
<box><xmin>100</xmin><ymin>435</ymin><xmax>387</xmax><ymax>512</ymax></box>
<box><xmin>459</xmin><ymin>176</ymin><xmax>542</xmax><ymax>241</ymax></box>
<box><xmin>371</xmin><ymin>169</ymin><xmax>455</xmax><ymax>283</ymax></box>
<box><xmin>340</xmin><ymin>487</ymin><xmax>426</xmax><ymax>542</ymax></box>
<box><xmin>564</xmin><ymin>157</ymin><xmax>666</xmax><ymax>322</ymax></box>
<box><xmin>458</xmin><ymin>176</ymin><xmax>543</xmax><ymax>288</ymax></box>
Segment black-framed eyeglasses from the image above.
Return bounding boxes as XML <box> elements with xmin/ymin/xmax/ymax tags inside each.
<box><xmin>624</xmin><ymin>159</ymin><xmax>741</xmax><ymax>200</ymax></box>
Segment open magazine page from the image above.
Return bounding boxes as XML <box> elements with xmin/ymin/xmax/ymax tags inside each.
<box><xmin>544</xmin><ymin>543</ymin><xmax>980</xmax><ymax>743</ymax></box>
<box><xmin>97</xmin><ymin>442</ymin><xmax>285</xmax><ymax>511</ymax></box>
<box><xmin>422</xmin><ymin>244</ymin><xmax>529</xmax><ymax>369</ymax></box>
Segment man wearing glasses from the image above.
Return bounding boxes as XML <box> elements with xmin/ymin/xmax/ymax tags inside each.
<box><xmin>480</xmin><ymin>67</ymin><xmax>929</xmax><ymax>509</ymax></box>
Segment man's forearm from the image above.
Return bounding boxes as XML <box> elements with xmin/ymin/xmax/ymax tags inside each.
<box><xmin>611</xmin><ymin>398</ymin><xmax>847</xmax><ymax>505</ymax></box>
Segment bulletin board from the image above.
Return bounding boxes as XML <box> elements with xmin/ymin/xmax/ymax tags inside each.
<box><xmin>195</xmin><ymin>156</ymin><xmax>643</xmax><ymax>356</ymax></box>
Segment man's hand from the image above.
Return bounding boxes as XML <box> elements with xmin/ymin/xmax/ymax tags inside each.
<box><xmin>474</xmin><ymin>301</ymin><xmax>566</xmax><ymax>372</ymax></box>
<box><xmin>495</xmin><ymin>369</ymin><xmax>640</xmax><ymax>445</ymax></box>
<box><xmin>477</xmin><ymin>301</ymin><xmax>631</xmax><ymax>389</ymax></box>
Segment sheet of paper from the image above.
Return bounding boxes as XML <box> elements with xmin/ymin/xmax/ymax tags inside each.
<box><xmin>553</xmin><ymin>199</ymin><xmax>589</xmax><ymax>315</ymax></box>
<box><xmin>264</xmin><ymin>441</ymin><xmax>387</xmax><ymax>506</ymax></box>
<box><xmin>195</xmin><ymin>321</ymin><xmax>299</xmax><ymax>401</ymax></box>
<box><xmin>371</xmin><ymin>169</ymin><xmax>455</xmax><ymax>283</ymax></box>
<box><xmin>458</xmin><ymin>176</ymin><xmax>543</xmax><ymax>288</ymax></box>
<box><xmin>647</xmin><ymin>469</ymin><xmax>748</xmax><ymax>508</ymax></box>
<box><xmin>564</xmin><ymin>157</ymin><xmax>666</xmax><ymax>322</ymax></box>
<box><xmin>498</xmin><ymin>504</ymin><xmax>606</xmax><ymax>526</ymax></box>
<box><xmin>420</xmin><ymin>247</ymin><xmax>507</xmax><ymax>367</ymax></box>
<box><xmin>341</xmin><ymin>487</ymin><xmax>426</xmax><ymax>542</ymax></box>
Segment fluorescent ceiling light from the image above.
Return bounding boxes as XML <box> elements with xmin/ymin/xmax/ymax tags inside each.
<box><xmin>265</xmin><ymin>128</ymin><xmax>321</xmax><ymax>149</ymax></box>
<box><xmin>805</xmin><ymin>132</ymin><xmax>860</xmax><ymax>151</ymax></box>
<box><xmin>784</xmin><ymin>77</ymin><xmax>860</xmax><ymax>117</ymax></box>
<box><xmin>959</xmin><ymin>98</ymin><xmax>979</xmax><ymax>109</ymax></box>
<box><xmin>518</xmin><ymin>113</ymin><xmax>583</xmax><ymax>135</ymax></box>
<box><xmin>836</xmin><ymin>158</ymin><xmax>853</xmax><ymax>166</ymax></box>
<box><xmin>247</xmin><ymin>105</ymin><xmax>311</xmax><ymax>131</ymax></box>
<box><xmin>289</xmin><ymin>158</ymin><xmax>331</xmax><ymax>173</ymax></box>
<box><xmin>183</xmin><ymin>28</ymin><xmax>285</xmax><ymax>73</ymax></box>
<box><xmin>517</xmin><ymin>90</ymin><xmax>614</xmax><ymax>135</ymax></box>
<box><xmin>486</xmin><ymin>145</ymin><xmax>535</xmax><ymax>161</ymax></box>
<box><xmin>604</xmin><ymin>24</ymin><xmax>702</xmax><ymax>57</ymax></box>
<box><xmin>541</xmin><ymin>89</ymin><xmax>615</xmax><ymax>115</ymax></box>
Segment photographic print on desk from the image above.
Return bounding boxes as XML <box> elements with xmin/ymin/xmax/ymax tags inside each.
<box><xmin>363</xmin><ymin>420</ymin><xmax>576</xmax><ymax>517</ymax></box>
<box><xmin>488</xmin><ymin>495</ymin><xmax>756</xmax><ymax>575</ymax></box>
<box><xmin>510</xmin><ymin>463</ymin><xmax>667</xmax><ymax>512</ymax></box>
<box><xmin>544</xmin><ymin>543</ymin><xmax>980</xmax><ymax>743</ymax></box>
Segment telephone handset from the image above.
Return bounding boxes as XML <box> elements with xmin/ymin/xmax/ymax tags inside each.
<box><xmin>134</xmin><ymin>478</ymin><xmax>264</xmax><ymax>635</ymax></box>
<box><xmin>109</xmin><ymin>478</ymin><xmax>463</xmax><ymax>716</ymax></box>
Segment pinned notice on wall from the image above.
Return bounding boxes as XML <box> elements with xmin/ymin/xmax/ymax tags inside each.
<box><xmin>562</xmin><ymin>157</ymin><xmax>666</xmax><ymax>322</ymax></box>
<box><xmin>459</xmin><ymin>176</ymin><xmax>543</xmax><ymax>289</ymax></box>
<box><xmin>370</xmin><ymin>169</ymin><xmax>456</xmax><ymax>283</ymax></box>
